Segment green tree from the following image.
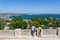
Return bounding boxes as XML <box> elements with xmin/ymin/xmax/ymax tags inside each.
<box><xmin>0</xmin><ymin>19</ymin><xmax>4</xmax><ymax>30</ymax></box>
<box><xmin>10</xmin><ymin>18</ymin><xmax>28</xmax><ymax>29</ymax></box>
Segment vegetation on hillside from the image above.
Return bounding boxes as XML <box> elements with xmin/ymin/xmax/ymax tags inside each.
<box><xmin>0</xmin><ymin>19</ymin><xmax>5</xmax><ymax>30</ymax></box>
<box><xmin>0</xmin><ymin>17</ymin><xmax>60</xmax><ymax>30</ymax></box>
<box><xmin>9</xmin><ymin>18</ymin><xmax>28</xmax><ymax>29</ymax></box>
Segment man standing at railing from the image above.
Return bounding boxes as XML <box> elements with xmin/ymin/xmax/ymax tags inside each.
<box><xmin>31</xmin><ymin>25</ymin><xmax>36</xmax><ymax>37</ymax></box>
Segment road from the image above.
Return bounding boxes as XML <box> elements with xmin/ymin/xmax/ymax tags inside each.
<box><xmin>0</xmin><ymin>35</ymin><xmax>60</xmax><ymax>40</ymax></box>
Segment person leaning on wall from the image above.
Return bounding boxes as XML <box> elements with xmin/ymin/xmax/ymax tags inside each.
<box><xmin>37</xmin><ymin>25</ymin><xmax>42</xmax><ymax>37</ymax></box>
<box><xmin>31</xmin><ymin>25</ymin><xmax>36</xmax><ymax>37</ymax></box>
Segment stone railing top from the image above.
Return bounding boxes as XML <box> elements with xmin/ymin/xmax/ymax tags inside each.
<box><xmin>15</xmin><ymin>29</ymin><xmax>21</xmax><ymax>31</ymax></box>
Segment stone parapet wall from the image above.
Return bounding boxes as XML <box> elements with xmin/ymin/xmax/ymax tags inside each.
<box><xmin>0</xmin><ymin>28</ymin><xmax>60</xmax><ymax>36</ymax></box>
<box><xmin>58</xmin><ymin>28</ymin><xmax>60</xmax><ymax>36</ymax></box>
<box><xmin>43</xmin><ymin>29</ymin><xmax>57</xmax><ymax>35</ymax></box>
<box><xmin>21</xmin><ymin>29</ymin><xmax>31</xmax><ymax>36</ymax></box>
<box><xmin>0</xmin><ymin>30</ymin><xmax>15</xmax><ymax>36</ymax></box>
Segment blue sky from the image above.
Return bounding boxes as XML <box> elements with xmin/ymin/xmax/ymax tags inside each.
<box><xmin>0</xmin><ymin>0</ymin><xmax>60</xmax><ymax>14</ymax></box>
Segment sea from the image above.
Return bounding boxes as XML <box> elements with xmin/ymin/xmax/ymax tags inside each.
<box><xmin>9</xmin><ymin>14</ymin><xmax>60</xmax><ymax>20</ymax></box>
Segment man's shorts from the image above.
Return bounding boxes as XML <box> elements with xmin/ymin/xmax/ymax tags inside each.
<box><xmin>31</xmin><ymin>30</ymin><xmax>34</xmax><ymax>35</ymax></box>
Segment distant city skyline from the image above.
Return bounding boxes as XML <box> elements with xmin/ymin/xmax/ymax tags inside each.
<box><xmin>0</xmin><ymin>0</ymin><xmax>60</xmax><ymax>14</ymax></box>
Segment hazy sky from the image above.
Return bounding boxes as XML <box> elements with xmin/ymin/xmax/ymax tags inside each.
<box><xmin>0</xmin><ymin>0</ymin><xmax>60</xmax><ymax>14</ymax></box>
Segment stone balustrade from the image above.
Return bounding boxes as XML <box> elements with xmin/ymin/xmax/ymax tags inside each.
<box><xmin>0</xmin><ymin>28</ymin><xmax>60</xmax><ymax>36</ymax></box>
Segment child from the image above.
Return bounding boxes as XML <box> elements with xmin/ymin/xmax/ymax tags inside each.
<box><xmin>38</xmin><ymin>27</ymin><xmax>42</xmax><ymax>37</ymax></box>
